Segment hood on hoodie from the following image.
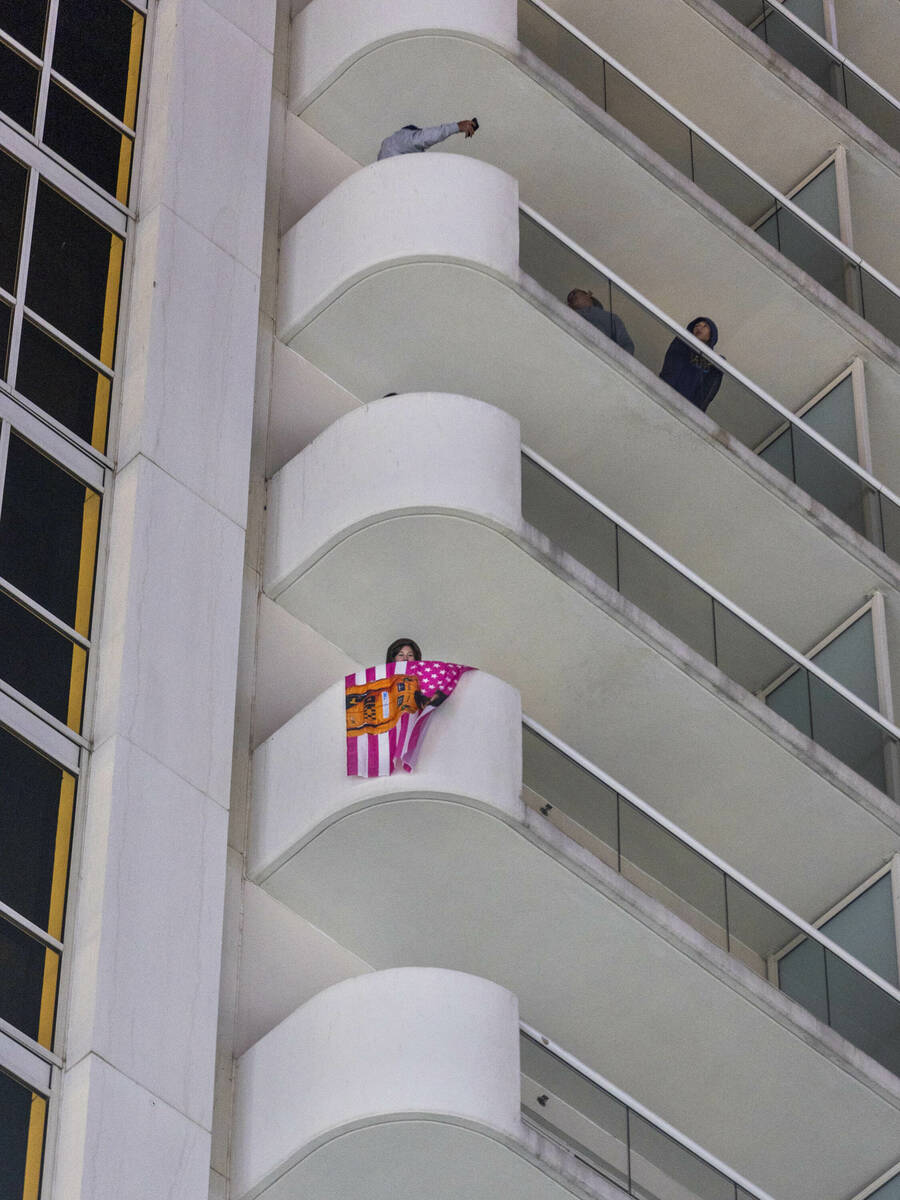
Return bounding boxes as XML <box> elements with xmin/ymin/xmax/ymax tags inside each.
<box><xmin>687</xmin><ymin>316</ymin><xmax>718</xmax><ymax>349</ymax></box>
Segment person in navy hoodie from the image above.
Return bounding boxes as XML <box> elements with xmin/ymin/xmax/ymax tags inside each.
<box><xmin>659</xmin><ymin>317</ymin><xmax>723</xmax><ymax>413</ymax></box>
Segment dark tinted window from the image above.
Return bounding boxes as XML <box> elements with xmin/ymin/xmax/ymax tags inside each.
<box><xmin>44</xmin><ymin>82</ymin><xmax>131</xmax><ymax>200</ymax></box>
<box><xmin>0</xmin><ymin>591</ymin><xmax>84</xmax><ymax>727</ymax></box>
<box><xmin>0</xmin><ymin>916</ymin><xmax>57</xmax><ymax>1044</ymax></box>
<box><xmin>16</xmin><ymin>319</ymin><xmax>110</xmax><ymax>448</ymax></box>
<box><xmin>0</xmin><ymin>433</ymin><xmax>100</xmax><ymax>630</ymax></box>
<box><xmin>0</xmin><ymin>146</ymin><xmax>28</xmax><ymax>294</ymax></box>
<box><xmin>0</xmin><ymin>726</ymin><xmax>71</xmax><ymax>931</ymax></box>
<box><xmin>0</xmin><ymin>39</ymin><xmax>39</xmax><ymax>132</ymax></box>
<box><xmin>25</xmin><ymin>182</ymin><xmax>122</xmax><ymax>364</ymax></box>
<box><xmin>53</xmin><ymin>0</ymin><xmax>142</xmax><ymax>122</ymax></box>
<box><xmin>0</xmin><ymin>0</ymin><xmax>49</xmax><ymax>55</ymax></box>
<box><xmin>0</xmin><ymin>1068</ymin><xmax>44</xmax><ymax>1200</ymax></box>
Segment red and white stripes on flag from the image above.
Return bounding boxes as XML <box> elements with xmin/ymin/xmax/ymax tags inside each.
<box><xmin>345</xmin><ymin>660</ymin><xmax>473</xmax><ymax>777</ymax></box>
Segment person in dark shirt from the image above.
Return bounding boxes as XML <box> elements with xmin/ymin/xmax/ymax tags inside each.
<box><xmin>659</xmin><ymin>317</ymin><xmax>723</xmax><ymax>413</ymax></box>
<box><xmin>567</xmin><ymin>288</ymin><xmax>635</xmax><ymax>355</ymax></box>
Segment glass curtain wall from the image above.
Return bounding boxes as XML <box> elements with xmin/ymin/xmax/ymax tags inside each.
<box><xmin>0</xmin><ymin>2</ymin><xmax>145</xmax><ymax>1196</ymax></box>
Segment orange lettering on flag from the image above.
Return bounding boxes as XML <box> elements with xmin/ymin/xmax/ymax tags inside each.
<box><xmin>345</xmin><ymin>674</ymin><xmax>419</xmax><ymax>737</ymax></box>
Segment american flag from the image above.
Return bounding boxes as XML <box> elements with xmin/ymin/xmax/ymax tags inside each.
<box><xmin>345</xmin><ymin>660</ymin><xmax>473</xmax><ymax>777</ymax></box>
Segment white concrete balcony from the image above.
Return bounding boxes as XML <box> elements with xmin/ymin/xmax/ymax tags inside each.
<box><xmin>261</xmin><ymin>393</ymin><xmax>900</xmax><ymax>929</ymax></box>
<box><xmin>230</xmin><ymin>969</ymin><xmax>775</xmax><ymax>1200</ymax></box>
<box><xmin>276</xmin><ymin>156</ymin><xmax>900</xmax><ymax>672</ymax></box>
<box><xmin>246</xmin><ymin>684</ymin><xmax>900</xmax><ymax>1200</ymax></box>
<box><xmin>536</xmin><ymin>0</ymin><xmax>900</xmax><ymax>280</ymax></box>
<box><xmin>286</xmin><ymin>0</ymin><xmax>900</xmax><ymax>452</ymax></box>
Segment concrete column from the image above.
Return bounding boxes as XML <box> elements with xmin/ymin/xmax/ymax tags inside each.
<box><xmin>50</xmin><ymin>2</ymin><xmax>276</xmax><ymax>1198</ymax></box>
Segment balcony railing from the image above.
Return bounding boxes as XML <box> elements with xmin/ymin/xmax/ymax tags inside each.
<box><xmin>522</xmin><ymin>717</ymin><xmax>900</xmax><ymax>1074</ymax></box>
<box><xmin>520</xmin><ymin>1026</ymin><xmax>773</xmax><ymax>1200</ymax></box>
<box><xmin>520</xmin><ymin>205</ymin><xmax>900</xmax><ymax>562</ymax></box>
<box><xmin>521</xmin><ymin>443</ymin><xmax>900</xmax><ymax>799</ymax></box>
<box><xmin>518</xmin><ymin>0</ymin><xmax>900</xmax><ymax>347</ymax></box>
<box><xmin>716</xmin><ymin>0</ymin><xmax>900</xmax><ymax>154</ymax></box>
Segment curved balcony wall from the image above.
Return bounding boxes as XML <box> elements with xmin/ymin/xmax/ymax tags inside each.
<box><xmin>231</xmin><ymin>969</ymin><xmax>531</xmax><ymax>1200</ymax></box>
<box><xmin>262</xmin><ymin>394</ymin><xmax>900</xmax><ymax>934</ymax></box>
<box><xmin>248</xmin><ymin>689</ymin><xmax>900</xmax><ymax>1200</ymax></box>
<box><xmin>277</xmin><ymin>158</ymin><xmax>900</xmax><ymax>677</ymax></box>
<box><xmin>285</xmin><ymin>0</ymin><xmax>900</xmax><ymax>483</ymax></box>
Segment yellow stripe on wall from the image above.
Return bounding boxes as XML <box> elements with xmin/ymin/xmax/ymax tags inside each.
<box><xmin>115</xmin><ymin>12</ymin><xmax>144</xmax><ymax>206</ymax></box>
<box><xmin>21</xmin><ymin>1093</ymin><xmax>47</xmax><ymax>1200</ymax></box>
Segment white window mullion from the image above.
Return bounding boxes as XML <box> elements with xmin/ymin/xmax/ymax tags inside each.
<box><xmin>4</xmin><ymin>163</ymin><xmax>39</xmax><ymax>391</ymax></box>
<box><xmin>33</xmin><ymin>0</ymin><xmax>61</xmax><ymax>145</ymax></box>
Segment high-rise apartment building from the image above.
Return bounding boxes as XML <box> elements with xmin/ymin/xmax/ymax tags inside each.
<box><xmin>1</xmin><ymin>2</ymin><xmax>900</xmax><ymax>1199</ymax></box>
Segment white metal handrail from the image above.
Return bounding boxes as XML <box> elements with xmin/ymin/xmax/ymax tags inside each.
<box><xmin>524</xmin><ymin>0</ymin><xmax>900</xmax><ymax>302</ymax></box>
<box><xmin>523</xmin><ymin>713</ymin><xmax>900</xmax><ymax>1005</ymax></box>
<box><xmin>520</xmin><ymin>1021</ymin><xmax>781</xmax><ymax>1200</ymax></box>
<box><xmin>520</xmin><ymin>201</ymin><xmax>900</xmax><ymax>521</ymax></box>
<box><xmin>521</xmin><ymin>440</ymin><xmax>900</xmax><ymax>746</ymax></box>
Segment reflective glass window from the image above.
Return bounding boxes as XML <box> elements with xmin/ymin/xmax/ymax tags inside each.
<box><xmin>53</xmin><ymin>0</ymin><xmax>144</xmax><ymax>124</ymax></box>
<box><xmin>0</xmin><ymin>590</ymin><xmax>85</xmax><ymax>728</ymax></box>
<box><xmin>0</xmin><ymin>0</ymin><xmax>49</xmax><ymax>55</ymax></box>
<box><xmin>25</xmin><ymin>182</ymin><xmax>123</xmax><ymax>365</ymax></box>
<box><xmin>0</xmin><ymin>433</ymin><xmax>101</xmax><ymax>632</ymax></box>
<box><xmin>0</xmin><ymin>147</ymin><xmax>28</xmax><ymax>295</ymax></box>
<box><xmin>0</xmin><ymin>914</ymin><xmax>59</xmax><ymax>1045</ymax></box>
<box><xmin>16</xmin><ymin>319</ymin><xmax>111</xmax><ymax>449</ymax></box>
<box><xmin>44</xmin><ymin>81</ymin><xmax>131</xmax><ymax>200</ymax></box>
<box><xmin>0</xmin><ymin>724</ymin><xmax>74</xmax><ymax>933</ymax></box>
<box><xmin>0</xmin><ymin>39</ymin><xmax>39</xmax><ymax>133</ymax></box>
<box><xmin>0</xmin><ymin>1068</ymin><xmax>45</xmax><ymax>1200</ymax></box>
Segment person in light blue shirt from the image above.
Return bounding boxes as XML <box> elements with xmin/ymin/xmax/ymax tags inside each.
<box><xmin>377</xmin><ymin>119</ymin><xmax>478</xmax><ymax>160</ymax></box>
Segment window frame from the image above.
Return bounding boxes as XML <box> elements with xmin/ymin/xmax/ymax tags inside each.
<box><xmin>767</xmin><ymin>858</ymin><xmax>900</xmax><ymax>995</ymax></box>
<box><xmin>0</xmin><ymin>0</ymin><xmax>146</xmax><ymax>214</ymax></box>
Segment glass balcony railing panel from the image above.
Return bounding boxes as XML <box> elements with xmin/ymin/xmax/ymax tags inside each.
<box><xmin>755</xmin><ymin>202</ymin><xmax>853</xmax><ymax>299</ymax></box>
<box><xmin>756</xmin><ymin>5</ymin><xmax>836</xmax><ymax>91</ymax></box>
<box><xmin>844</xmin><ymin>73</ymin><xmax>900</xmax><ymax>155</ymax></box>
<box><xmin>522</xmin><ymin>724</ymin><xmax>620</xmax><ymax>862</ymax></box>
<box><xmin>807</xmin><ymin>672</ymin><xmax>888</xmax><ymax>791</ymax></box>
<box><xmin>629</xmin><ymin>1113</ymin><xmax>736</xmax><ymax>1200</ymax></box>
<box><xmin>860</xmin><ymin>268</ymin><xmax>900</xmax><ymax>350</ymax></box>
<box><xmin>521</xmin><ymin>454</ymin><xmax>619</xmax><ymax>587</ymax></box>
<box><xmin>604</xmin><ymin>62</ymin><xmax>694</xmax><ymax>181</ymax></box>
<box><xmin>518</xmin><ymin>0</ymin><xmax>606</xmax><ymax>111</ymax></box>
<box><xmin>689</xmin><ymin>136</ymin><xmax>772</xmax><ymax>227</ymax></box>
<box><xmin>710</xmin><ymin>601</ymin><xmax>793</xmax><ymax>695</ymax></box>
<box><xmin>618</xmin><ymin>798</ymin><xmax>729</xmax><ymax>950</ymax></box>
<box><xmin>723</xmin><ymin>876</ymin><xmax>800</xmax><ymax>968</ymax></box>
<box><xmin>520</xmin><ymin>1033</ymin><xmax>630</xmax><ymax>1189</ymax></box>
<box><xmin>824</xmin><ymin>950</ymin><xmax>900</xmax><ymax>1074</ymax></box>
<box><xmin>787</xmin><ymin>423</ymin><xmax>868</xmax><ymax>534</ymax></box>
<box><xmin>880</xmin><ymin>496</ymin><xmax>900</xmax><ymax>562</ymax></box>
<box><xmin>617</xmin><ymin>529</ymin><xmax>716</xmax><ymax>663</ymax></box>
